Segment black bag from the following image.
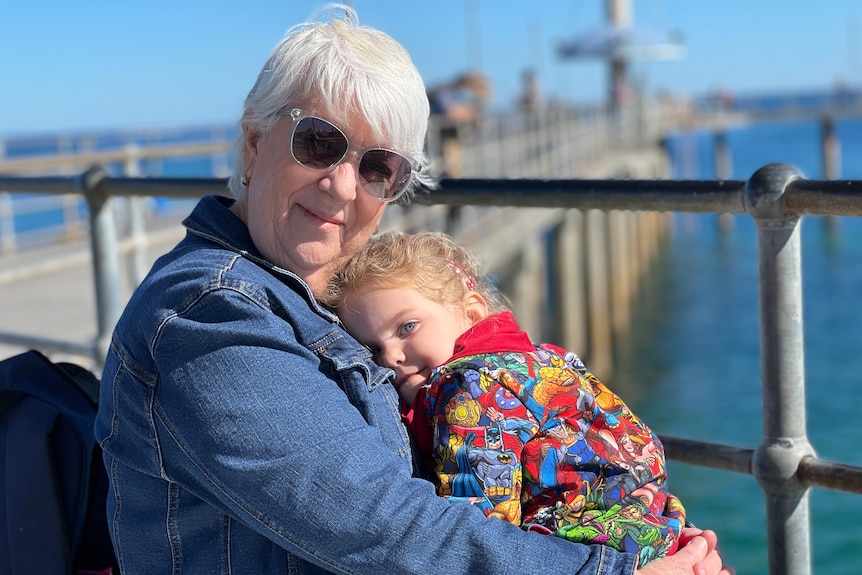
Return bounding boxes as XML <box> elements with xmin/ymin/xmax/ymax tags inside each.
<box><xmin>0</xmin><ymin>350</ymin><xmax>117</xmax><ymax>575</ymax></box>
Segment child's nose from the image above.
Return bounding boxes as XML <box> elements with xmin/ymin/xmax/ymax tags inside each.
<box><xmin>379</xmin><ymin>343</ymin><xmax>405</xmax><ymax>368</ymax></box>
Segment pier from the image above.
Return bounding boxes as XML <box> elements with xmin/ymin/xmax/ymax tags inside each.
<box><xmin>0</xmin><ymin>100</ymin><xmax>676</xmax><ymax>376</ymax></box>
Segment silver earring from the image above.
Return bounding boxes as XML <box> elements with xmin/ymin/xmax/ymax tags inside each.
<box><xmin>241</xmin><ymin>175</ymin><xmax>250</xmax><ymax>186</ymax></box>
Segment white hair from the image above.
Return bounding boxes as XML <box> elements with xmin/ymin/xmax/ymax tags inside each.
<box><xmin>229</xmin><ymin>3</ymin><xmax>431</xmax><ymax>200</ymax></box>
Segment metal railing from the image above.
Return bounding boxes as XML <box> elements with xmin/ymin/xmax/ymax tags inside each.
<box><xmin>4</xmin><ymin>95</ymin><xmax>862</xmax><ymax>573</ymax></box>
<box><xmin>2</xmin><ymin>163</ymin><xmax>862</xmax><ymax>574</ymax></box>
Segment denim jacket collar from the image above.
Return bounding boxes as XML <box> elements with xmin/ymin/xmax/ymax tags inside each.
<box><xmin>183</xmin><ymin>194</ymin><xmax>339</xmax><ymax>324</ymax></box>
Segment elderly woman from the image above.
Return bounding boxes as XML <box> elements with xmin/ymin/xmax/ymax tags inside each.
<box><xmin>95</xmin><ymin>5</ymin><xmax>730</xmax><ymax>575</ymax></box>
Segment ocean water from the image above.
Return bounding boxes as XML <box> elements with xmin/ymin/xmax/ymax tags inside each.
<box><xmin>611</xmin><ymin>117</ymin><xmax>862</xmax><ymax>575</ymax></box>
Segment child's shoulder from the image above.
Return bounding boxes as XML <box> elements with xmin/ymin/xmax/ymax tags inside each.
<box><xmin>536</xmin><ymin>343</ymin><xmax>588</xmax><ymax>373</ymax></box>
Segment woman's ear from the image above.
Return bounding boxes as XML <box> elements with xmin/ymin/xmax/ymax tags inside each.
<box><xmin>242</xmin><ymin>111</ymin><xmax>261</xmax><ymax>180</ymax></box>
<box><xmin>464</xmin><ymin>292</ymin><xmax>489</xmax><ymax>324</ymax></box>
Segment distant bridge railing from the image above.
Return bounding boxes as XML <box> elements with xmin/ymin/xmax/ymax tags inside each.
<box><xmin>2</xmin><ymin>163</ymin><xmax>862</xmax><ymax>575</ymax></box>
<box><xmin>0</xmin><ymin>98</ymin><xmax>667</xmax><ymax>255</ymax></box>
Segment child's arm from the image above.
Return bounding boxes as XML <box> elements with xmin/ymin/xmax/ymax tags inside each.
<box><xmin>424</xmin><ymin>360</ymin><xmax>534</xmax><ymax>523</ymax></box>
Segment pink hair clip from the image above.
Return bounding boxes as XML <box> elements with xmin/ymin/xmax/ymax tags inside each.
<box><xmin>444</xmin><ymin>259</ymin><xmax>476</xmax><ymax>291</ymax></box>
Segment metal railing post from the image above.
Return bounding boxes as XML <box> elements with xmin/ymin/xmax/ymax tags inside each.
<box><xmin>122</xmin><ymin>144</ymin><xmax>149</xmax><ymax>286</ymax></box>
<box><xmin>745</xmin><ymin>163</ymin><xmax>816</xmax><ymax>575</ymax></box>
<box><xmin>82</xmin><ymin>166</ymin><xmax>122</xmax><ymax>365</ymax></box>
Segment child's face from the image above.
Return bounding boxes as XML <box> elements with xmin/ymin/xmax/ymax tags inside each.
<box><xmin>339</xmin><ymin>287</ymin><xmax>475</xmax><ymax>406</ymax></box>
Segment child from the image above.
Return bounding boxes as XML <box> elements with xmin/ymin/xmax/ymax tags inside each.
<box><xmin>322</xmin><ymin>231</ymin><xmax>685</xmax><ymax>566</ymax></box>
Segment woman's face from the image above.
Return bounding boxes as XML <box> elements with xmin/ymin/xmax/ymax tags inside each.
<box><xmin>236</xmin><ymin>105</ymin><xmax>388</xmax><ymax>293</ymax></box>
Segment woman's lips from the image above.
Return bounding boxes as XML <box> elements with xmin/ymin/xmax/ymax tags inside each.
<box><xmin>300</xmin><ymin>204</ymin><xmax>342</xmax><ymax>229</ymax></box>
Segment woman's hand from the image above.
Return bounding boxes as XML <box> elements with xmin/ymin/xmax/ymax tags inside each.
<box><xmin>636</xmin><ymin>528</ymin><xmax>734</xmax><ymax>575</ymax></box>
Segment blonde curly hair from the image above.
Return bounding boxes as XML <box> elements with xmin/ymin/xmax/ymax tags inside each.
<box><xmin>322</xmin><ymin>231</ymin><xmax>509</xmax><ymax>315</ymax></box>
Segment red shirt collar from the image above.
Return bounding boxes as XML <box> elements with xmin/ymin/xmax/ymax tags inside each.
<box><xmin>449</xmin><ymin>311</ymin><xmax>535</xmax><ymax>361</ymax></box>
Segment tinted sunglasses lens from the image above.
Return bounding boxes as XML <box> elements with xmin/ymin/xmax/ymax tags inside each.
<box><xmin>292</xmin><ymin>117</ymin><xmax>348</xmax><ymax>169</ymax></box>
<box><xmin>358</xmin><ymin>150</ymin><xmax>413</xmax><ymax>200</ymax></box>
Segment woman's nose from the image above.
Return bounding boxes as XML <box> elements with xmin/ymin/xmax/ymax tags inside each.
<box><xmin>324</xmin><ymin>153</ymin><xmax>361</xmax><ymax>200</ymax></box>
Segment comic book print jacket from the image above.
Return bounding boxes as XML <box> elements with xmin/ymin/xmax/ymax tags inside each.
<box><xmin>417</xmin><ymin>312</ymin><xmax>686</xmax><ymax>566</ymax></box>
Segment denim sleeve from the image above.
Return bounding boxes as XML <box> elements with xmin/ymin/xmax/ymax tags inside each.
<box><xmin>151</xmin><ymin>290</ymin><xmax>637</xmax><ymax>575</ymax></box>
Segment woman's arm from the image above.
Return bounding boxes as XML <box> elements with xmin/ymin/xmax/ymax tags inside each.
<box><xmin>149</xmin><ymin>290</ymin><xmax>638</xmax><ymax>575</ymax></box>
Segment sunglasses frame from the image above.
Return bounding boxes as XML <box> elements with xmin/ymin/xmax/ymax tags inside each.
<box><xmin>277</xmin><ymin>107</ymin><xmax>419</xmax><ymax>203</ymax></box>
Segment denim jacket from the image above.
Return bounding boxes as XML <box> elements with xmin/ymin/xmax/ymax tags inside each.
<box><xmin>95</xmin><ymin>195</ymin><xmax>636</xmax><ymax>575</ymax></box>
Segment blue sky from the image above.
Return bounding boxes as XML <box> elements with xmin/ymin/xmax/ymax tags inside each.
<box><xmin>3</xmin><ymin>0</ymin><xmax>861</xmax><ymax>136</ymax></box>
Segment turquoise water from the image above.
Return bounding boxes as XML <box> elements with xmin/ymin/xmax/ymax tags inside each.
<box><xmin>611</xmin><ymin>118</ymin><xmax>862</xmax><ymax>575</ymax></box>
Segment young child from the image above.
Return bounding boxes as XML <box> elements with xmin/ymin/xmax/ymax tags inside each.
<box><xmin>322</xmin><ymin>231</ymin><xmax>685</xmax><ymax>566</ymax></box>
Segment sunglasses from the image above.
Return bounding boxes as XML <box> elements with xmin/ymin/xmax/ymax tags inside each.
<box><xmin>277</xmin><ymin>108</ymin><xmax>418</xmax><ymax>202</ymax></box>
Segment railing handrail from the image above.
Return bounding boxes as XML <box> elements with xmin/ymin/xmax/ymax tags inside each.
<box><xmin>0</xmin><ymin>139</ymin><xmax>234</xmax><ymax>175</ymax></box>
<box><xmin>417</xmin><ymin>174</ymin><xmax>862</xmax><ymax>215</ymax></box>
<box><xmin>6</xmin><ymin>168</ymin><xmax>862</xmax><ymax>213</ymax></box>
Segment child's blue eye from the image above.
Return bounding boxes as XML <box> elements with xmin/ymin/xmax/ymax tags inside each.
<box><xmin>399</xmin><ymin>321</ymin><xmax>417</xmax><ymax>337</ymax></box>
